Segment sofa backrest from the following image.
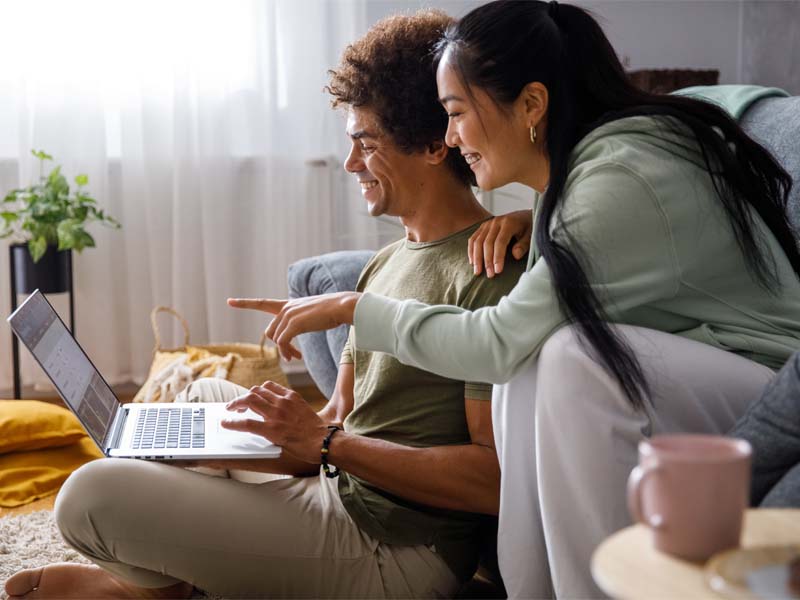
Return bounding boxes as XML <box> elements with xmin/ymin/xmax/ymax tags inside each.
<box><xmin>740</xmin><ymin>96</ymin><xmax>800</xmax><ymax>232</ymax></box>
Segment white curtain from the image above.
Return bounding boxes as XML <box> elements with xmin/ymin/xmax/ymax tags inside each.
<box><xmin>0</xmin><ymin>0</ymin><xmax>397</xmax><ymax>391</ymax></box>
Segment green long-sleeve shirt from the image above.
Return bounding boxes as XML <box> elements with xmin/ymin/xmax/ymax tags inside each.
<box><xmin>353</xmin><ymin>87</ymin><xmax>800</xmax><ymax>382</ymax></box>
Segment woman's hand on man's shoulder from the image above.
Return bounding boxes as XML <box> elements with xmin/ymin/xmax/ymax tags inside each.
<box><xmin>469</xmin><ymin>210</ymin><xmax>532</xmax><ymax>278</ymax></box>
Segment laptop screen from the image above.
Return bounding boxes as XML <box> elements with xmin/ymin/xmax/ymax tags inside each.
<box><xmin>7</xmin><ymin>291</ymin><xmax>118</xmax><ymax>449</ymax></box>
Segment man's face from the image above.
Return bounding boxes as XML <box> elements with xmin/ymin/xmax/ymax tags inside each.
<box><xmin>343</xmin><ymin>106</ymin><xmax>430</xmax><ymax>218</ymax></box>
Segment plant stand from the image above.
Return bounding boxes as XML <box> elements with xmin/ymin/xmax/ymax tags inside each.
<box><xmin>9</xmin><ymin>245</ymin><xmax>74</xmax><ymax>399</ymax></box>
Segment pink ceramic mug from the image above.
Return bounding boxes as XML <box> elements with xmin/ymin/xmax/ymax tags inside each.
<box><xmin>627</xmin><ymin>434</ymin><xmax>752</xmax><ymax>562</ymax></box>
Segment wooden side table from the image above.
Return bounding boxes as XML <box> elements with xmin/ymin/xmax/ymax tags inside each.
<box><xmin>591</xmin><ymin>509</ymin><xmax>800</xmax><ymax>599</ymax></box>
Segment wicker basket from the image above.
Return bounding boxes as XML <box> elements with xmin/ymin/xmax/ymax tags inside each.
<box><xmin>133</xmin><ymin>306</ymin><xmax>288</xmax><ymax>403</ymax></box>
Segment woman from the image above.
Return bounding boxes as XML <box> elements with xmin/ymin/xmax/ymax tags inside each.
<box><xmin>236</xmin><ymin>1</ymin><xmax>800</xmax><ymax>597</ymax></box>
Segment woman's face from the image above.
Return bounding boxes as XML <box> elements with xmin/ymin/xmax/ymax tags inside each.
<box><xmin>436</xmin><ymin>50</ymin><xmax>543</xmax><ymax>191</ymax></box>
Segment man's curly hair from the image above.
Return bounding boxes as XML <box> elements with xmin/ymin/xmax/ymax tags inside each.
<box><xmin>326</xmin><ymin>10</ymin><xmax>475</xmax><ymax>187</ymax></box>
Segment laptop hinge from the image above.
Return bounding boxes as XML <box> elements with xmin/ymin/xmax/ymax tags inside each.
<box><xmin>105</xmin><ymin>407</ymin><xmax>129</xmax><ymax>452</ymax></box>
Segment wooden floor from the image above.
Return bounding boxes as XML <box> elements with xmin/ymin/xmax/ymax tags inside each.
<box><xmin>0</xmin><ymin>381</ymin><xmax>327</xmax><ymax>520</ymax></box>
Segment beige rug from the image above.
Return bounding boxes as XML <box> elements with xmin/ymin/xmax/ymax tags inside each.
<box><xmin>0</xmin><ymin>510</ymin><xmax>91</xmax><ymax>599</ymax></box>
<box><xmin>0</xmin><ymin>511</ymin><xmax>215</xmax><ymax>599</ymax></box>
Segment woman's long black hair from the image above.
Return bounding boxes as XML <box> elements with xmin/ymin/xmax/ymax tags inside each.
<box><xmin>435</xmin><ymin>0</ymin><xmax>799</xmax><ymax>410</ymax></box>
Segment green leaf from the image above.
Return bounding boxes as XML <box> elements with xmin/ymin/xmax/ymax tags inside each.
<box><xmin>29</xmin><ymin>236</ymin><xmax>47</xmax><ymax>263</ymax></box>
<box><xmin>74</xmin><ymin>174</ymin><xmax>88</xmax><ymax>186</ymax></box>
<box><xmin>47</xmin><ymin>167</ymin><xmax>69</xmax><ymax>197</ymax></box>
<box><xmin>3</xmin><ymin>190</ymin><xmax>21</xmax><ymax>203</ymax></box>
<box><xmin>31</xmin><ymin>149</ymin><xmax>53</xmax><ymax>161</ymax></box>
<box><xmin>27</xmin><ymin>222</ymin><xmax>57</xmax><ymax>245</ymax></box>
<box><xmin>1</xmin><ymin>211</ymin><xmax>18</xmax><ymax>224</ymax></box>
<box><xmin>56</xmin><ymin>219</ymin><xmax>79</xmax><ymax>250</ymax></box>
<box><xmin>43</xmin><ymin>186</ymin><xmax>60</xmax><ymax>205</ymax></box>
<box><xmin>32</xmin><ymin>200</ymin><xmax>57</xmax><ymax>220</ymax></box>
<box><xmin>75</xmin><ymin>229</ymin><xmax>95</xmax><ymax>251</ymax></box>
<box><xmin>57</xmin><ymin>220</ymin><xmax>94</xmax><ymax>251</ymax></box>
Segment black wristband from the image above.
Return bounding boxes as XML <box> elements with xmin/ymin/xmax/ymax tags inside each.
<box><xmin>321</xmin><ymin>425</ymin><xmax>342</xmax><ymax>479</ymax></box>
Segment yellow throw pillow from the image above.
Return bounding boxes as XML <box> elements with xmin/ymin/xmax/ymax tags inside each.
<box><xmin>0</xmin><ymin>437</ymin><xmax>104</xmax><ymax>507</ymax></box>
<box><xmin>0</xmin><ymin>400</ymin><xmax>88</xmax><ymax>454</ymax></box>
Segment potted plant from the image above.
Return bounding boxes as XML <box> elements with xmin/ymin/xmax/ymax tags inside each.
<box><xmin>1</xmin><ymin>150</ymin><xmax>121</xmax><ymax>293</ymax></box>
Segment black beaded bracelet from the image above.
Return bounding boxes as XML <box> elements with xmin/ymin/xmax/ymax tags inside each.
<box><xmin>321</xmin><ymin>425</ymin><xmax>342</xmax><ymax>479</ymax></box>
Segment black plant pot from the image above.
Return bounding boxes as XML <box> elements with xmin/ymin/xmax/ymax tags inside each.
<box><xmin>10</xmin><ymin>243</ymin><xmax>72</xmax><ymax>294</ymax></box>
<box><xmin>9</xmin><ymin>243</ymin><xmax>74</xmax><ymax>399</ymax></box>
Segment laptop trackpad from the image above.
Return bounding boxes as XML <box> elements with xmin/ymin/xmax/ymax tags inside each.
<box><xmin>213</xmin><ymin>407</ymin><xmax>276</xmax><ymax>451</ymax></box>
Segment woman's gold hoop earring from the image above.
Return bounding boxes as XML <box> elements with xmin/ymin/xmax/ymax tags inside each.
<box><xmin>530</xmin><ymin>125</ymin><xmax>537</xmax><ymax>145</ymax></box>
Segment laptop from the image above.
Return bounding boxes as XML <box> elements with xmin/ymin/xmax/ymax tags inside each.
<box><xmin>7</xmin><ymin>290</ymin><xmax>282</xmax><ymax>461</ymax></box>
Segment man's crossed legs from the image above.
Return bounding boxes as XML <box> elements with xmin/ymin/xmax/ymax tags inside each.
<box><xmin>5</xmin><ymin>379</ymin><xmax>457</xmax><ymax>600</ymax></box>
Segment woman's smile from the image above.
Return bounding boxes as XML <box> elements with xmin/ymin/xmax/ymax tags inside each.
<box><xmin>463</xmin><ymin>153</ymin><xmax>482</xmax><ymax>166</ymax></box>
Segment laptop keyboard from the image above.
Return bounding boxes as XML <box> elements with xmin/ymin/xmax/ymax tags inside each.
<box><xmin>132</xmin><ymin>407</ymin><xmax>205</xmax><ymax>450</ymax></box>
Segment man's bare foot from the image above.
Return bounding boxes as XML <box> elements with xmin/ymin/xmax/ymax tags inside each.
<box><xmin>4</xmin><ymin>563</ymin><xmax>194</xmax><ymax>599</ymax></box>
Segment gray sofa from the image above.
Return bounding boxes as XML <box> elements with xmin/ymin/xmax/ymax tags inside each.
<box><xmin>741</xmin><ymin>95</ymin><xmax>800</xmax><ymax>229</ymax></box>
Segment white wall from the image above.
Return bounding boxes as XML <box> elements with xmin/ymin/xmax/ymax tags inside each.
<box><xmin>742</xmin><ymin>0</ymin><xmax>800</xmax><ymax>94</ymax></box>
<box><xmin>586</xmin><ymin>1</ymin><xmax>740</xmax><ymax>83</ymax></box>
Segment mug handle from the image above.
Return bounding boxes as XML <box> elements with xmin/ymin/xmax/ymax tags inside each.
<box><xmin>627</xmin><ymin>463</ymin><xmax>665</xmax><ymax>529</ymax></box>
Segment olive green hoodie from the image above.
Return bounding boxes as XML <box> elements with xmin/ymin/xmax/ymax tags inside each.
<box><xmin>353</xmin><ymin>86</ymin><xmax>800</xmax><ymax>381</ymax></box>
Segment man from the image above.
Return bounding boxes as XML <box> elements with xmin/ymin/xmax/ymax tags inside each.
<box><xmin>5</xmin><ymin>10</ymin><xmax>524</xmax><ymax>599</ymax></box>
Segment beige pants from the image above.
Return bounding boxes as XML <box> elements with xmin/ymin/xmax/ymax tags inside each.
<box><xmin>493</xmin><ymin>325</ymin><xmax>775</xmax><ymax>599</ymax></box>
<box><xmin>54</xmin><ymin>379</ymin><xmax>459</xmax><ymax>599</ymax></box>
